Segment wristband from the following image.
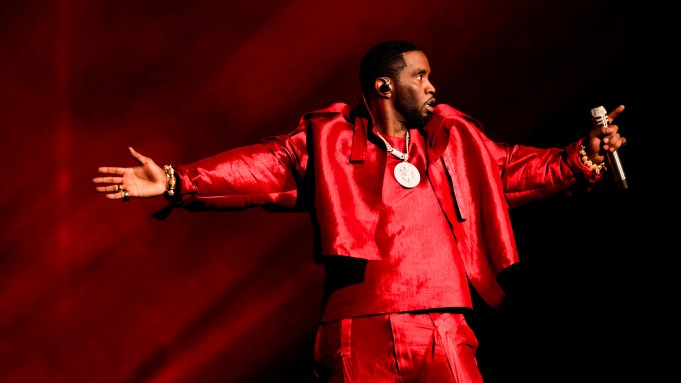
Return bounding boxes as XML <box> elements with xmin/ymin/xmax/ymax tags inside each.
<box><xmin>163</xmin><ymin>165</ymin><xmax>177</xmax><ymax>196</ymax></box>
<box><xmin>579</xmin><ymin>145</ymin><xmax>606</xmax><ymax>175</ymax></box>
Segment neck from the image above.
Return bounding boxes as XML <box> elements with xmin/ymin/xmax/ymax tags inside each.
<box><xmin>367</xmin><ymin>96</ymin><xmax>407</xmax><ymax>137</ymax></box>
<box><xmin>376</xmin><ymin>124</ymin><xmax>407</xmax><ymax>137</ymax></box>
<box><xmin>372</xmin><ymin>111</ymin><xmax>408</xmax><ymax>137</ymax></box>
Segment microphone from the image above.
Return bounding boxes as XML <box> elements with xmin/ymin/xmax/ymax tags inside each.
<box><xmin>590</xmin><ymin>106</ymin><xmax>628</xmax><ymax>190</ymax></box>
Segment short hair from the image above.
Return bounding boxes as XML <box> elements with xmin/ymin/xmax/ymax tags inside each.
<box><xmin>359</xmin><ymin>40</ymin><xmax>423</xmax><ymax>96</ymax></box>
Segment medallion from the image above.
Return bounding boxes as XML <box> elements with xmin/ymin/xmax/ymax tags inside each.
<box><xmin>394</xmin><ymin>161</ymin><xmax>420</xmax><ymax>188</ymax></box>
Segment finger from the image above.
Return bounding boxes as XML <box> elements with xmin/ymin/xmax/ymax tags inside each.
<box><xmin>599</xmin><ymin>123</ymin><xmax>618</xmax><ymax>137</ymax></box>
<box><xmin>94</xmin><ymin>182</ymin><xmax>124</xmax><ymax>193</ymax></box>
<box><xmin>96</xmin><ymin>167</ymin><xmax>125</xmax><ymax>176</ymax></box>
<box><xmin>611</xmin><ymin>135</ymin><xmax>626</xmax><ymax>151</ymax></box>
<box><xmin>104</xmin><ymin>191</ymin><xmax>124</xmax><ymax>200</ymax></box>
<box><xmin>103</xmin><ymin>189</ymin><xmax>130</xmax><ymax>200</ymax></box>
<box><xmin>129</xmin><ymin>147</ymin><xmax>149</xmax><ymax>166</ymax></box>
<box><xmin>92</xmin><ymin>176</ymin><xmax>123</xmax><ymax>185</ymax></box>
<box><xmin>95</xmin><ymin>185</ymin><xmax>112</xmax><ymax>193</ymax></box>
<box><xmin>603</xmin><ymin>133</ymin><xmax>621</xmax><ymax>152</ymax></box>
<box><xmin>608</xmin><ymin>105</ymin><xmax>625</xmax><ymax>123</ymax></box>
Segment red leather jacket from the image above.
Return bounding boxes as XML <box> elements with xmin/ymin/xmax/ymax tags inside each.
<box><xmin>175</xmin><ymin>101</ymin><xmax>599</xmax><ymax>307</ymax></box>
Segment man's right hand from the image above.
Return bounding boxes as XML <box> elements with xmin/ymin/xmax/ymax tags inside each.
<box><xmin>93</xmin><ymin>147</ymin><xmax>167</xmax><ymax>201</ymax></box>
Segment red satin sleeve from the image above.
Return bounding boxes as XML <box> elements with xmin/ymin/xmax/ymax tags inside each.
<box><xmin>173</xmin><ymin>127</ymin><xmax>309</xmax><ymax>210</ymax></box>
<box><xmin>490</xmin><ymin>140</ymin><xmax>602</xmax><ymax>208</ymax></box>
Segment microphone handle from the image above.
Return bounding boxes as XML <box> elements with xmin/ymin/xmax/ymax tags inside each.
<box><xmin>607</xmin><ymin>149</ymin><xmax>628</xmax><ymax>190</ymax></box>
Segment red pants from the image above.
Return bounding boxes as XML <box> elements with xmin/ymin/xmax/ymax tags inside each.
<box><xmin>312</xmin><ymin>312</ymin><xmax>484</xmax><ymax>383</ymax></box>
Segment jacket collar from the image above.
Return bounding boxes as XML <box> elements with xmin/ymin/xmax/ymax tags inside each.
<box><xmin>350</xmin><ymin>97</ymin><xmax>372</xmax><ymax>163</ymax></box>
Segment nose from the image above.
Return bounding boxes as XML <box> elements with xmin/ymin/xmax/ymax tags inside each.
<box><xmin>426</xmin><ymin>81</ymin><xmax>436</xmax><ymax>95</ymax></box>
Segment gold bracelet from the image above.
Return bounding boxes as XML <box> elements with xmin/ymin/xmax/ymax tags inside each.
<box><xmin>579</xmin><ymin>145</ymin><xmax>606</xmax><ymax>175</ymax></box>
<box><xmin>163</xmin><ymin>165</ymin><xmax>176</xmax><ymax>196</ymax></box>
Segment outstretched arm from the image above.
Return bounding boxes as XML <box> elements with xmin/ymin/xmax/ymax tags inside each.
<box><xmin>92</xmin><ymin>147</ymin><xmax>168</xmax><ymax>201</ymax></box>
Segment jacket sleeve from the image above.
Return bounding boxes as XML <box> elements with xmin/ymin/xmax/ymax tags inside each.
<box><xmin>490</xmin><ymin>138</ymin><xmax>603</xmax><ymax>208</ymax></box>
<box><xmin>173</xmin><ymin>125</ymin><xmax>310</xmax><ymax>211</ymax></box>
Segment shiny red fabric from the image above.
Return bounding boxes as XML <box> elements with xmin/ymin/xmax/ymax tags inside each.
<box><xmin>174</xmin><ymin>101</ymin><xmax>600</xmax><ymax>308</ymax></box>
<box><xmin>319</xmin><ymin>132</ymin><xmax>471</xmax><ymax>322</ymax></box>
<box><xmin>312</xmin><ymin>312</ymin><xmax>483</xmax><ymax>383</ymax></box>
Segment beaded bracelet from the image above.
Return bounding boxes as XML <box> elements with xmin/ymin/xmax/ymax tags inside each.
<box><xmin>163</xmin><ymin>164</ymin><xmax>177</xmax><ymax>196</ymax></box>
<box><xmin>579</xmin><ymin>145</ymin><xmax>606</xmax><ymax>175</ymax></box>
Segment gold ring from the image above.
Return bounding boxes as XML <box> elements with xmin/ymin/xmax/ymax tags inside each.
<box><xmin>122</xmin><ymin>191</ymin><xmax>130</xmax><ymax>202</ymax></box>
<box><xmin>117</xmin><ymin>184</ymin><xmax>123</xmax><ymax>192</ymax></box>
<box><xmin>621</xmin><ymin>137</ymin><xmax>627</xmax><ymax>146</ymax></box>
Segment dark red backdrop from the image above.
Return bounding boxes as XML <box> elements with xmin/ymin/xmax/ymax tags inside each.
<box><xmin>1</xmin><ymin>1</ymin><xmax>662</xmax><ymax>382</ymax></box>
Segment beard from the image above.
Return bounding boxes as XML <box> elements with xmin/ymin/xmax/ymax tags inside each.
<box><xmin>394</xmin><ymin>90</ymin><xmax>430</xmax><ymax>128</ymax></box>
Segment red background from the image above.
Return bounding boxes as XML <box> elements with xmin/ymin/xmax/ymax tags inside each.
<box><xmin>0</xmin><ymin>1</ymin><xmax>662</xmax><ymax>382</ymax></box>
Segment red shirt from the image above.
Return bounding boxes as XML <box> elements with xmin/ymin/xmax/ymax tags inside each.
<box><xmin>319</xmin><ymin>130</ymin><xmax>470</xmax><ymax>322</ymax></box>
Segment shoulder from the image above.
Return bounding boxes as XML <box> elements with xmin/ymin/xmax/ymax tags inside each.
<box><xmin>433</xmin><ymin>103</ymin><xmax>466</xmax><ymax>117</ymax></box>
<box><xmin>300</xmin><ymin>102</ymin><xmax>353</xmax><ymax>124</ymax></box>
<box><xmin>434</xmin><ymin>104</ymin><xmax>483</xmax><ymax>126</ymax></box>
<box><xmin>431</xmin><ymin>104</ymin><xmax>486</xmax><ymax>133</ymax></box>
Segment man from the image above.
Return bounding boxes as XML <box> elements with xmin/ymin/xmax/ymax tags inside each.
<box><xmin>93</xmin><ymin>40</ymin><xmax>625</xmax><ymax>382</ymax></box>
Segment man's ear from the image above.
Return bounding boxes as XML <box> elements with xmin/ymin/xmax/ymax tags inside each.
<box><xmin>376</xmin><ymin>77</ymin><xmax>391</xmax><ymax>95</ymax></box>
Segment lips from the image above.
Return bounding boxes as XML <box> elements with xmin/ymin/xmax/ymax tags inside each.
<box><xmin>424</xmin><ymin>98</ymin><xmax>436</xmax><ymax>113</ymax></box>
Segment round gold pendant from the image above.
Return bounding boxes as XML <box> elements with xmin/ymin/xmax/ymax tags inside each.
<box><xmin>394</xmin><ymin>162</ymin><xmax>420</xmax><ymax>188</ymax></box>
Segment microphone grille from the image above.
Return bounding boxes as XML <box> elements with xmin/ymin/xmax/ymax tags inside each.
<box><xmin>590</xmin><ymin>106</ymin><xmax>608</xmax><ymax>127</ymax></box>
<box><xmin>590</xmin><ymin>106</ymin><xmax>607</xmax><ymax>118</ymax></box>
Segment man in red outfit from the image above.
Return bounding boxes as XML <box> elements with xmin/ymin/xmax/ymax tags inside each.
<box><xmin>93</xmin><ymin>40</ymin><xmax>626</xmax><ymax>382</ymax></box>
